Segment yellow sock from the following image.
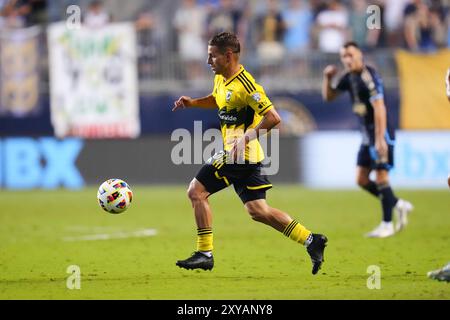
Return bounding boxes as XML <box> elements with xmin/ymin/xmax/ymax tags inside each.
<box><xmin>197</xmin><ymin>228</ymin><xmax>213</xmax><ymax>252</ymax></box>
<box><xmin>283</xmin><ymin>220</ymin><xmax>312</xmax><ymax>245</ymax></box>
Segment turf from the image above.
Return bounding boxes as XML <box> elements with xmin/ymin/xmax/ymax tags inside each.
<box><xmin>0</xmin><ymin>186</ymin><xmax>449</xmax><ymax>300</ymax></box>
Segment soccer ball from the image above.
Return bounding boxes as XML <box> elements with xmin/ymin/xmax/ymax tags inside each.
<box><xmin>97</xmin><ymin>178</ymin><xmax>133</xmax><ymax>214</ymax></box>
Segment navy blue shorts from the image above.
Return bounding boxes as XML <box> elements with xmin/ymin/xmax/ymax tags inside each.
<box><xmin>195</xmin><ymin>151</ymin><xmax>272</xmax><ymax>204</ymax></box>
<box><xmin>357</xmin><ymin>144</ymin><xmax>394</xmax><ymax>171</ymax></box>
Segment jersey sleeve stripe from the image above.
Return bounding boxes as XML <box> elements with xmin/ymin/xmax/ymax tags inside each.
<box><xmin>237</xmin><ymin>75</ymin><xmax>252</xmax><ymax>94</ymax></box>
<box><xmin>240</xmin><ymin>73</ymin><xmax>256</xmax><ymax>91</ymax></box>
<box><xmin>369</xmin><ymin>93</ymin><xmax>384</xmax><ymax>103</ymax></box>
<box><xmin>258</xmin><ymin>104</ymin><xmax>273</xmax><ymax>115</ymax></box>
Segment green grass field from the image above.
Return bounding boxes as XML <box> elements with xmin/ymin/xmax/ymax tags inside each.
<box><xmin>0</xmin><ymin>186</ymin><xmax>449</xmax><ymax>300</ymax></box>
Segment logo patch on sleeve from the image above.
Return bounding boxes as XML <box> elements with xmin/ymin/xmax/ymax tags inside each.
<box><xmin>252</xmin><ymin>92</ymin><xmax>261</xmax><ymax>102</ymax></box>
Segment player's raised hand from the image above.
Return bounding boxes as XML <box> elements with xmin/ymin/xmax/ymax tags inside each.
<box><xmin>323</xmin><ymin>65</ymin><xmax>338</xmax><ymax>79</ymax></box>
<box><xmin>172</xmin><ymin>96</ymin><xmax>192</xmax><ymax>111</ymax></box>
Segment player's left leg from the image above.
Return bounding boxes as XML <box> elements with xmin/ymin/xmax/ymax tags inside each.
<box><xmin>364</xmin><ymin>169</ymin><xmax>399</xmax><ymax>238</ymax></box>
<box><xmin>376</xmin><ymin>169</ymin><xmax>413</xmax><ymax>233</ymax></box>
<box><xmin>365</xmin><ymin>144</ymin><xmax>413</xmax><ymax>237</ymax></box>
<box><xmin>375</xmin><ymin>142</ymin><xmax>413</xmax><ymax>233</ymax></box>
<box><xmin>232</xmin><ymin>164</ymin><xmax>327</xmax><ymax>274</ymax></box>
<box><xmin>243</xmin><ymin>198</ymin><xmax>327</xmax><ymax>275</ymax></box>
<box><xmin>375</xmin><ymin>169</ymin><xmax>397</xmax><ymax>223</ymax></box>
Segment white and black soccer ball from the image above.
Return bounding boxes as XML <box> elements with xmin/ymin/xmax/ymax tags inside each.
<box><xmin>97</xmin><ymin>179</ymin><xmax>133</xmax><ymax>214</ymax></box>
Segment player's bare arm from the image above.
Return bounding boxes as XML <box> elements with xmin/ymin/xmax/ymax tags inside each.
<box><xmin>231</xmin><ymin>108</ymin><xmax>281</xmax><ymax>161</ymax></box>
<box><xmin>322</xmin><ymin>65</ymin><xmax>340</xmax><ymax>101</ymax></box>
<box><xmin>245</xmin><ymin>108</ymin><xmax>281</xmax><ymax>142</ymax></box>
<box><xmin>172</xmin><ymin>94</ymin><xmax>218</xmax><ymax>111</ymax></box>
<box><xmin>372</xmin><ymin>98</ymin><xmax>388</xmax><ymax>161</ymax></box>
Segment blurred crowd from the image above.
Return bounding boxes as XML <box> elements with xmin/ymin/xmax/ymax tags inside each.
<box><xmin>1</xmin><ymin>0</ymin><xmax>449</xmax><ymax>83</ymax></box>
<box><xmin>2</xmin><ymin>0</ymin><xmax>449</xmax><ymax>51</ymax></box>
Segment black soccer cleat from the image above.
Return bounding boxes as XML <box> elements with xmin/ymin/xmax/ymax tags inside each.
<box><xmin>306</xmin><ymin>234</ymin><xmax>328</xmax><ymax>275</ymax></box>
<box><xmin>176</xmin><ymin>252</ymin><xmax>214</xmax><ymax>271</ymax></box>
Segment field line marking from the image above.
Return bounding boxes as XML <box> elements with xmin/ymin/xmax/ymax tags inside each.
<box><xmin>62</xmin><ymin>228</ymin><xmax>157</xmax><ymax>242</ymax></box>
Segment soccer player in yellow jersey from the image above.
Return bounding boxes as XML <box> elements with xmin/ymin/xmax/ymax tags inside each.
<box><xmin>173</xmin><ymin>32</ymin><xmax>327</xmax><ymax>274</ymax></box>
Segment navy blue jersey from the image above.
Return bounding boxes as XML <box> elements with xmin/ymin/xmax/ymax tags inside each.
<box><xmin>334</xmin><ymin>65</ymin><xmax>395</xmax><ymax>146</ymax></box>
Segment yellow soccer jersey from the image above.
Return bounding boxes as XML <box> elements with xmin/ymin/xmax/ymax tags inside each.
<box><xmin>212</xmin><ymin>65</ymin><xmax>274</xmax><ymax>163</ymax></box>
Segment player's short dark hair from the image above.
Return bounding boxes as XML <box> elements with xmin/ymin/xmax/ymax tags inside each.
<box><xmin>208</xmin><ymin>32</ymin><xmax>240</xmax><ymax>54</ymax></box>
<box><xmin>342</xmin><ymin>41</ymin><xmax>360</xmax><ymax>50</ymax></box>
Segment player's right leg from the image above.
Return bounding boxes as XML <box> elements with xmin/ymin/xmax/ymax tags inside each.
<box><xmin>356</xmin><ymin>165</ymin><xmax>379</xmax><ymax>198</ymax></box>
<box><xmin>356</xmin><ymin>145</ymin><xmax>379</xmax><ymax>198</ymax></box>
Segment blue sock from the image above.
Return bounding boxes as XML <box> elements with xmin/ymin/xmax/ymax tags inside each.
<box><xmin>377</xmin><ymin>183</ymin><xmax>398</xmax><ymax>222</ymax></box>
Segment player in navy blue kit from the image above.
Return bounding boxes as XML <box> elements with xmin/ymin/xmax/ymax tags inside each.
<box><xmin>322</xmin><ymin>42</ymin><xmax>413</xmax><ymax>238</ymax></box>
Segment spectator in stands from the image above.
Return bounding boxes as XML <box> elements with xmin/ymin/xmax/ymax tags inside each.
<box><xmin>0</xmin><ymin>0</ymin><xmax>29</xmax><ymax>28</ymax></box>
<box><xmin>26</xmin><ymin>0</ymin><xmax>47</xmax><ymax>26</ymax></box>
<box><xmin>206</xmin><ymin>0</ymin><xmax>242</xmax><ymax>38</ymax></box>
<box><xmin>403</xmin><ymin>0</ymin><xmax>447</xmax><ymax>52</ymax></box>
<box><xmin>255</xmin><ymin>0</ymin><xmax>286</xmax><ymax>66</ymax></box>
<box><xmin>403</xmin><ymin>0</ymin><xmax>420</xmax><ymax>17</ymax></box>
<box><xmin>173</xmin><ymin>0</ymin><xmax>207</xmax><ymax>81</ymax></box>
<box><xmin>135</xmin><ymin>7</ymin><xmax>162</xmax><ymax>78</ymax></box>
<box><xmin>234</xmin><ymin>1</ymin><xmax>252</xmax><ymax>55</ymax></box>
<box><xmin>205</xmin><ymin>0</ymin><xmax>251</xmax><ymax>58</ymax></box>
<box><xmin>282</xmin><ymin>0</ymin><xmax>312</xmax><ymax>54</ymax></box>
<box><xmin>429</xmin><ymin>7</ymin><xmax>448</xmax><ymax>47</ymax></box>
<box><xmin>314</xmin><ymin>0</ymin><xmax>349</xmax><ymax>53</ymax></box>
<box><xmin>0</xmin><ymin>0</ymin><xmax>10</xmax><ymax>28</ymax></box>
<box><xmin>198</xmin><ymin>0</ymin><xmax>220</xmax><ymax>9</ymax></box>
<box><xmin>384</xmin><ymin>0</ymin><xmax>410</xmax><ymax>47</ymax></box>
<box><xmin>281</xmin><ymin>0</ymin><xmax>312</xmax><ymax>77</ymax></box>
<box><xmin>84</xmin><ymin>0</ymin><xmax>110</xmax><ymax>28</ymax></box>
<box><xmin>349</xmin><ymin>0</ymin><xmax>368</xmax><ymax>48</ymax></box>
<box><xmin>47</xmin><ymin>0</ymin><xmax>80</xmax><ymax>23</ymax></box>
<box><xmin>309</xmin><ymin>0</ymin><xmax>328</xmax><ymax>19</ymax></box>
<box><xmin>350</xmin><ymin>0</ymin><xmax>382</xmax><ymax>49</ymax></box>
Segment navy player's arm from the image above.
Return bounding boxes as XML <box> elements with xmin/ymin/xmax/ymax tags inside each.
<box><xmin>365</xmin><ymin>66</ymin><xmax>388</xmax><ymax>160</ymax></box>
<box><xmin>172</xmin><ymin>94</ymin><xmax>218</xmax><ymax>111</ymax></box>
<box><xmin>372</xmin><ymin>98</ymin><xmax>388</xmax><ymax>161</ymax></box>
<box><xmin>322</xmin><ymin>65</ymin><xmax>341</xmax><ymax>101</ymax></box>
